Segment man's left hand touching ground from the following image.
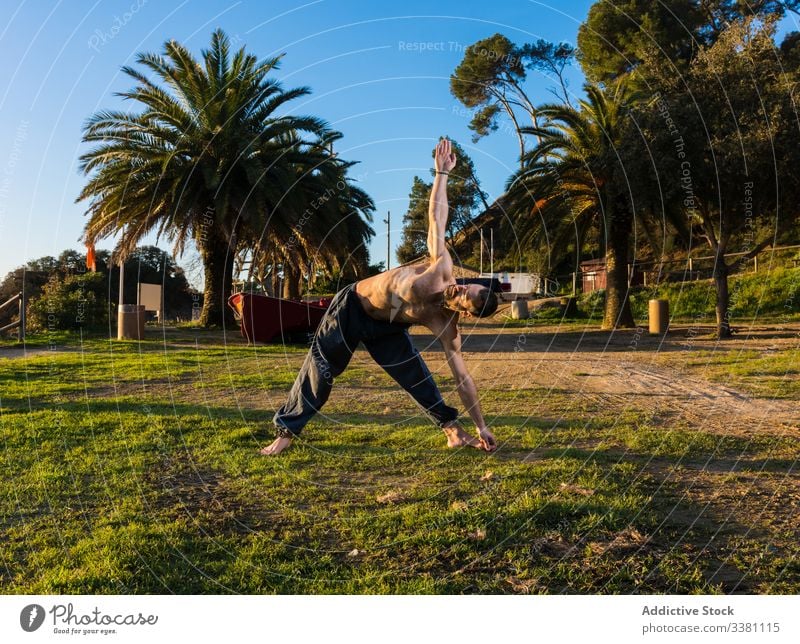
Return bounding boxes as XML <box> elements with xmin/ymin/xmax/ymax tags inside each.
<box><xmin>443</xmin><ymin>421</ymin><xmax>497</xmax><ymax>452</ymax></box>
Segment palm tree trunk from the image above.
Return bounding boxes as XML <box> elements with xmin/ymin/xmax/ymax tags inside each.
<box><xmin>713</xmin><ymin>259</ymin><xmax>732</xmax><ymax>339</ymax></box>
<box><xmin>270</xmin><ymin>257</ymin><xmax>279</xmax><ymax>297</ymax></box>
<box><xmin>199</xmin><ymin>227</ymin><xmax>234</xmax><ymax>327</ymax></box>
<box><xmin>283</xmin><ymin>264</ymin><xmax>301</xmax><ymax>300</ymax></box>
<box><xmin>602</xmin><ymin>198</ymin><xmax>636</xmax><ymax>330</ymax></box>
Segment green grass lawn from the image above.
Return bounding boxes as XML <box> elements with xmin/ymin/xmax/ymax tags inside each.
<box><xmin>1</xmin><ymin>330</ymin><xmax>798</xmax><ymax>594</ymax></box>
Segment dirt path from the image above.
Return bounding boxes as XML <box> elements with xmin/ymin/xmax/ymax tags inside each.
<box><xmin>0</xmin><ymin>346</ymin><xmax>59</xmax><ymax>360</ymax></box>
<box><xmin>411</xmin><ymin>324</ymin><xmax>800</xmax><ymax>439</ymax></box>
<box><xmin>23</xmin><ymin>323</ymin><xmax>796</xmax><ymax>443</ymax></box>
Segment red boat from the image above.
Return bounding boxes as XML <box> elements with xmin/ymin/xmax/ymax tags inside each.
<box><xmin>228</xmin><ymin>292</ymin><xmax>331</xmax><ymax>343</ymax></box>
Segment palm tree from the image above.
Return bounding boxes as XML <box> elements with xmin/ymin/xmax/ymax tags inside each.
<box><xmin>78</xmin><ymin>29</ymin><xmax>373</xmax><ymax>326</ymax></box>
<box><xmin>242</xmin><ymin>139</ymin><xmax>375</xmax><ymax>298</ymax></box>
<box><xmin>505</xmin><ymin>83</ymin><xmax>637</xmax><ymax>329</ymax></box>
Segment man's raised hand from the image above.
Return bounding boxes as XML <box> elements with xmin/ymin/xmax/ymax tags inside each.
<box><xmin>435</xmin><ymin>138</ymin><xmax>457</xmax><ymax>174</ymax></box>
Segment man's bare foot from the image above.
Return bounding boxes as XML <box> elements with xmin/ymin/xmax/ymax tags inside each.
<box><xmin>260</xmin><ymin>436</ymin><xmax>292</xmax><ymax>456</ymax></box>
<box><xmin>442</xmin><ymin>423</ymin><xmax>483</xmax><ymax>450</ymax></box>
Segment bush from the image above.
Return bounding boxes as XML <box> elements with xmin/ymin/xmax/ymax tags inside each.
<box><xmin>28</xmin><ymin>272</ymin><xmax>109</xmax><ymax>332</ymax></box>
<box><xmin>576</xmin><ymin>267</ymin><xmax>800</xmax><ymax>322</ymax></box>
<box><xmin>630</xmin><ymin>282</ymin><xmax>715</xmax><ymax>320</ymax></box>
<box><xmin>630</xmin><ymin>266</ymin><xmax>800</xmax><ymax>321</ymax></box>
<box><xmin>578</xmin><ymin>289</ymin><xmax>606</xmax><ymax>319</ymax></box>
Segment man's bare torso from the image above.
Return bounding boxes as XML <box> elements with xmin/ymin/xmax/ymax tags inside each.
<box><xmin>354</xmin><ymin>258</ymin><xmax>454</xmax><ymax>329</ymax></box>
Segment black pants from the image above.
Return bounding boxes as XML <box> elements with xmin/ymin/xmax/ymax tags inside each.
<box><xmin>273</xmin><ymin>283</ymin><xmax>458</xmax><ymax>437</ymax></box>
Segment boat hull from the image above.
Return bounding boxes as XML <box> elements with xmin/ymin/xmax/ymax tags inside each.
<box><xmin>228</xmin><ymin>293</ymin><xmax>330</xmax><ymax>344</ymax></box>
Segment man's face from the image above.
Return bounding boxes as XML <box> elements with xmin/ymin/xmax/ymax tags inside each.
<box><xmin>443</xmin><ymin>283</ymin><xmax>484</xmax><ymax>316</ymax></box>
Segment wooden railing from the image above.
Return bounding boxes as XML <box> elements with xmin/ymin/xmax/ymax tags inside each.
<box><xmin>0</xmin><ymin>292</ymin><xmax>25</xmax><ymax>341</ymax></box>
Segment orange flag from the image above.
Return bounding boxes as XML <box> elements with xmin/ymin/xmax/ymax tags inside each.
<box><xmin>86</xmin><ymin>242</ymin><xmax>96</xmax><ymax>272</ymax></box>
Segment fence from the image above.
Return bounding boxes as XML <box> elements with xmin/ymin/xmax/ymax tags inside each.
<box><xmin>0</xmin><ymin>292</ymin><xmax>26</xmax><ymax>341</ymax></box>
<box><xmin>554</xmin><ymin>244</ymin><xmax>800</xmax><ymax>295</ymax></box>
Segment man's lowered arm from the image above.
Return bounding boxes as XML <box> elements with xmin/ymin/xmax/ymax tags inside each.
<box><xmin>436</xmin><ymin>318</ymin><xmax>497</xmax><ymax>452</ymax></box>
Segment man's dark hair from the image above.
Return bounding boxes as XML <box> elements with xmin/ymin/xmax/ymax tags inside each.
<box><xmin>470</xmin><ymin>287</ymin><xmax>498</xmax><ymax>318</ymax></box>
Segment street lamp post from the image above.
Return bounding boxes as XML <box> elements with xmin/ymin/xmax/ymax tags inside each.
<box><xmin>383</xmin><ymin>211</ymin><xmax>391</xmax><ymax>270</ymax></box>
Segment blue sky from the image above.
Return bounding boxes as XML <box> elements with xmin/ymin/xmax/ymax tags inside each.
<box><xmin>1</xmin><ymin>1</ymin><xmax>794</xmax><ymax>286</ymax></box>
<box><xmin>0</xmin><ymin>0</ymin><xmax>597</xmax><ymax>285</ymax></box>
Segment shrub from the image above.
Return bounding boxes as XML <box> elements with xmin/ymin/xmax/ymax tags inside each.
<box><xmin>576</xmin><ymin>266</ymin><xmax>800</xmax><ymax>322</ymax></box>
<box><xmin>578</xmin><ymin>289</ymin><xmax>606</xmax><ymax>319</ymax></box>
<box><xmin>28</xmin><ymin>272</ymin><xmax>109</xmax><ymax>332</ymax></box>
<box><xmin>631</xmin><ymin>267</ymin><xmax>800</xmax><ymax>321</ymax></box>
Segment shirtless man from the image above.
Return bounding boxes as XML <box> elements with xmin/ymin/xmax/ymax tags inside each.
<box><xmin>261</xmin><ymin>138</ymin><xmax>498</xmax><ymax>456</ymax></box>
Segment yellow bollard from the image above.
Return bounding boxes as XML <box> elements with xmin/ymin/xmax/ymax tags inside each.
<box><xmin>648</xmin><ymin>299</ymin><xmax>669</xmax><ymax>334</ymax></box>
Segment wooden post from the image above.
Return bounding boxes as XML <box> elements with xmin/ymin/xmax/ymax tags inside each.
<box><xmin>18</xmin><ymin>291</ymin><xmax>25</xmax><ymax>342</ymax></box>
<box><xmin>754</xmin><ymin>255</ymin><xmax>758</xmax><ymax>273</ymax></box>
<box><xmin>572</xmin><ymin>271</ymin><xmax>577</xmax><ymax>296</ymax></box>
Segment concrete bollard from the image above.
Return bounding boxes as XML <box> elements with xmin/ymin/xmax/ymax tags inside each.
<box><xmin>511</xmin><ymin>299</ymin><xmax>529</xmax><ymax>320</ymax></box>
<box><xmin>648</xmin><ymin>299</ymin><xmax>669</xmax><ymax>334</ymax></box>
<box><xmin>118</xmin><ymin>304</ymin><xmax>146</xmax><ymax>340</ymax></box>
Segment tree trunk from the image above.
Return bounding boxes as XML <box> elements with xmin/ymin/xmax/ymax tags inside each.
<box><xmin>270</xmin><ymin>260</ymin><xmax>279</xmax><ymax>297</ymax></box>
<box><xmin>198</xmin><ymin>227</ymin><xmax>235</xmax><ymax>327</ymax></box>
<box><xmin>713</xmin><ymin>260</ymin><xmax>732</xmax><ymax>339</ymax></box>
<box><xmin>283</xmin><ymin>264</ymin><xmax>301</xmax><ymax>300</ymax></box>
<box><xmin>602</xmin><ymin>197</ymin><xmax>636</xmax><ymax>330</ymax></box>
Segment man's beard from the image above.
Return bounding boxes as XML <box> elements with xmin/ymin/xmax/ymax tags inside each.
<box><xmin>442</xmin><ymin>284</ymin><xmax>458</xmax><ymax>306</ymax></box>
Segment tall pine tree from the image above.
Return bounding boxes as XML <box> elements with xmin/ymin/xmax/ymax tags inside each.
<box><xmin>396</xmin><ymin>140</ymin><xmax>485</xmax><ymax>264</ymax></box>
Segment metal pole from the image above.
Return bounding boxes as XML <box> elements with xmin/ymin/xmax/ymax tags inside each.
<box><xmin>490</xmin><ymin>229</ymin><xmax>494</xmax><ymax>276</ymax></box>
<box><xmin>117</xmin><ymin>252</ymin><xmax>125</xmax><ymax>340</ymax></box>
<box><xmin>119</xmin><ymin>256</ymin><xmax>125</xmax><ymax>306</ymax></box>
<box><xmin>383</xmin><ymin>212</ymin><xmax>390</xmax><ymax>270</ymax></box>
<box><xmin>480</xmin><ymin>229</ymin><xmax>484</xmax><ymax>274</ymax></box>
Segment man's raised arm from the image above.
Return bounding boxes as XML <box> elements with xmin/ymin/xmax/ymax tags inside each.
<box><xmin>427</xmin><ymin>138</ymin><xmax>457</xmax><ymax>260</ymax></box>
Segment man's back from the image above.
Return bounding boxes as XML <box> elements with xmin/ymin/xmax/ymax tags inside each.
<box><xmin>354</xmin><ymin>258</ymin><xmax>451</xmax><ymax>327</ymax></box>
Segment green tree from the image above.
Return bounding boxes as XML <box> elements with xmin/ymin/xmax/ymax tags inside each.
<box><xmin>104</xmin><ymin>246</ymin><xmax>196</xmax><ymax>319</ymax></box>
<box><xmin>636</xmin><ymin>17</ymin><xmax>800</xmax><ymax>337</ymax></box>
<box><xmin>505</xmin><ymin>84</ymin><xmax>639</xmax><ymax>329</ymax></box>
<box><xmin>450</xmin><ymin>34</ymin><xmax>575</xmax><ymax>163</ymax></box>
<box><xmin>577</xmin><ymin>0</ymin><xmax>794</xmax><ymax>84</ymax></box>
<box><xmin>243</xmin><ymin>137</ymin><xmax>375</xmax><ymax>299</ymax></box>
<box><xmin>396</xmin><ymin>140</ymin><xmax>485</xmax><ymax>265</ymax></box>
<box><xmin>396</xmin><ymin>177</ymin><xmax>433</xmax><ymax>264</ymax></box>
<box><xmin>0</xmin><ymin>246</ymin><xmax>197</xmax><ymax>332</ymax></box>
<box><xmin>78</xmin><ymin>29</ymin><xmax>372</xmax><ymax>326</ymax></box>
